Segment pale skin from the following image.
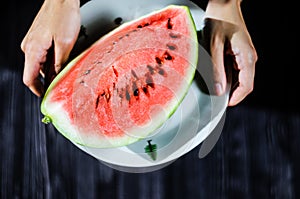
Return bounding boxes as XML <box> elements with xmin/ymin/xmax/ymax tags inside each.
<box><xmin>21</xmin><ymin>0</ymin><xmax>257</xmax><ymax>106</ymax></box>
<box><xmin>205</xmin><ymin>0</ymin><xmax>258</xmax><ymax>106</ymax></box>
<box><xmin>21</xmin><ymin>0</ymin><xmax>81</xmax><ymax>97</ymax></box>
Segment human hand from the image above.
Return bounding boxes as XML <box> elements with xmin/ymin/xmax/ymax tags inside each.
<box><xmin>21</xmin><ymin>0</ymin><xmax>81</xmax><ymax>97</ymax></box>
<box><xmin>204</xmin><ymin>0</ymin><xmax>258</xmax><ymax>106</ymax></box>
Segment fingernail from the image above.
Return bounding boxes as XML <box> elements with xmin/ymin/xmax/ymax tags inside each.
<box><xmin>214</xmin><ymin>83</ymin><xmax>223</xmax><ymax>95</ymax></box>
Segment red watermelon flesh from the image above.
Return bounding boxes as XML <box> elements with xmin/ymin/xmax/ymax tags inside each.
<box><xmin>41</xmin><ymin>5</ymin><xmax>198</xmax><ymax>148</ymax></box>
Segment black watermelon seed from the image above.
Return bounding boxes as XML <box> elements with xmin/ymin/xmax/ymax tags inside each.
<box><xmin>164</xmin><ymin>52</ymin><xmax>173</xmax><ymax>60</ymax></box>
<box><xmin>158</xmin><ymin>68</ymin><xmax>166</xmax><ymax>76</ymax></box>
<box><xmin>132</xmin><ymin>82</ymin><xmax>139</xmax><ymax>97</ymax></box>
<box><xmin>142</xmin><ymin>86</ymin><xmax>149</xmax><ymax>95</ymax></box>
<box><xmin>147</xmin><ymin>65</ymin><xmax>155</xmax><ymax>75</ymax></box>
<box><xmin>166</xmin><ymin>44</ymin><xmax>177</xmax><ymax>51</ymax></box>
<box><xmin>137</xmin><ymin>25</ymin><xmax>143</xmax><ymax>28</ymax></box>
<box><xmin>147</xmin><ymin>82</ymin><xmax>155</xmax><ymax>89</ymax></box>
<box><xmin>146</xmin><ymin>73</ymin><xmax>155</xmax><ymax>88</ymax></box>
<box><xmin>95</xmin><ymin>95</ymin><xmax>100</xmax><ymax>109</ymax></box>
<box><xmin>114</xmin><ymin>17</ymin><xmax>123</xmax><ymax>25</ymax></box>
<box><xmin>133</xmin><ymin>89</ymin><xmax>139</xmax><ymax>97</ymax></box>
<box><xmin>126</xmin><ymin>90</ymin><xmax>131</xmax><ymax>101</ymax></box>
<box><xmin>155</xmin><ymin>57</ymin><xmax>163</xmax><ymax>65</ymax></box>
<box><xmin>169</xmin><ymin>33</ymin><xmax>180</xmax><ymax>39</ymax></box>
<box><xmin>94</xmin><ymin>61</ymin><xmax>102</xmax><ymax>64</ymax></box>
<box><xmin>167</xmin><ymin>18</ymin><xmax>173</xmax><ymax>29</ymax></box>
<box><xmin>131</xmin><ymin>70</ymin><xmax>138</xmax><ymax>79</ymax></box>
<box><xmin>84</xmin><ymin>69</ymin><xmax>91</xmax><ymax>75</ymax></box>
<box><xmin>112</xmin><ymin>66</ymin><xmax>118</xmax><ymax>77</ymax></box>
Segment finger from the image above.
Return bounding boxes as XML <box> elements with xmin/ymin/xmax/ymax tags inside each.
<box><xmin>53</xmin><ymin>38</ymin><xmax>75</xmax><ymax>74</ymax></box>
<box><xmin>228</xmin><ymin>50</ymin><xmax>256</xmax><ymax>106</ymax></box>
<box><xmin>210</xmin><ymin>36</ymin><xmax>227</xmax><ymax>96</ymax></box>
<box><xmin>23</xmin><ymin>53</ymin><xmax>46</xmax><ymax>97</ymax></box>
<box><xmin>228</xmin><ymin>71</ymin><xmax>253</xmax><ymax>106</ymax></box>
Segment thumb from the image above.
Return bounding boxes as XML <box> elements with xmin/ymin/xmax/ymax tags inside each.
<box><xmin>210</xmin><ymin>36</ymin><xmax>227</xmax><ymax>96</ymax></box>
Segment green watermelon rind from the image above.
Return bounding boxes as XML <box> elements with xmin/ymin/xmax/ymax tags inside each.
<box><xmin>41</xmin><ymin>5</ymin><xmax>198</xmax><ymax>148</ymax></box>
<box><xmin>163</xmin><ymin>5</ymin><xmax>198</xmax><ymax>118</ymax></box>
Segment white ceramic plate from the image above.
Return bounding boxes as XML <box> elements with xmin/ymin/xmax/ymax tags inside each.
<box><xmin>71</xmin><ymin>0</ymin><xmax>229</xmax><ymax>172</ymax></box>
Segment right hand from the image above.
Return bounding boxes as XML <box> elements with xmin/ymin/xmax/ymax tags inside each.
<box><xmin>204</xmin><ymin>0</ymin><xmax>258</xmax><ymax>106</ymax></box>
<box><xmin>21</xmin><ymin>0</ymin><xmax>81</xmax><ymax>97</ymax></box>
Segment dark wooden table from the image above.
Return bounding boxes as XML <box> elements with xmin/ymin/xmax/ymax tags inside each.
<box><xmin>1</xmin><ymin>0</ymin><xmax>299</xmax><ymax>198</ymax></box>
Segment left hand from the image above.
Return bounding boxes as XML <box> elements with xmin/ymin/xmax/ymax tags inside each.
<box><xmin>21</xmin><ymin>0</ymin><xmax>81</xmax><ymax>97</ymax></box>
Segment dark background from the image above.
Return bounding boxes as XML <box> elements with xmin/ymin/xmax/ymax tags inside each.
<box><xmin>1</xmin><ymin>0</ymin><xmax>299</xmax><ymax>198</ymax></box>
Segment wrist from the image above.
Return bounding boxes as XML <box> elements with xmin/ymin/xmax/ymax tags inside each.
<box><xmin>205</xmin><ymin>0</ymin><xmax>244</xmax><ymax>25</ymax></box>
<box><xmin>207</xmin><ymin>0</ymin><xmax>242</xmax><ymax>6</ymax></box>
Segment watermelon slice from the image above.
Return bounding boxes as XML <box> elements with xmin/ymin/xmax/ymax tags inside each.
<box><xmin>41</xmin><ymin>5</ymin><xmax>198</xmax><ymax>148</ymax></box>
